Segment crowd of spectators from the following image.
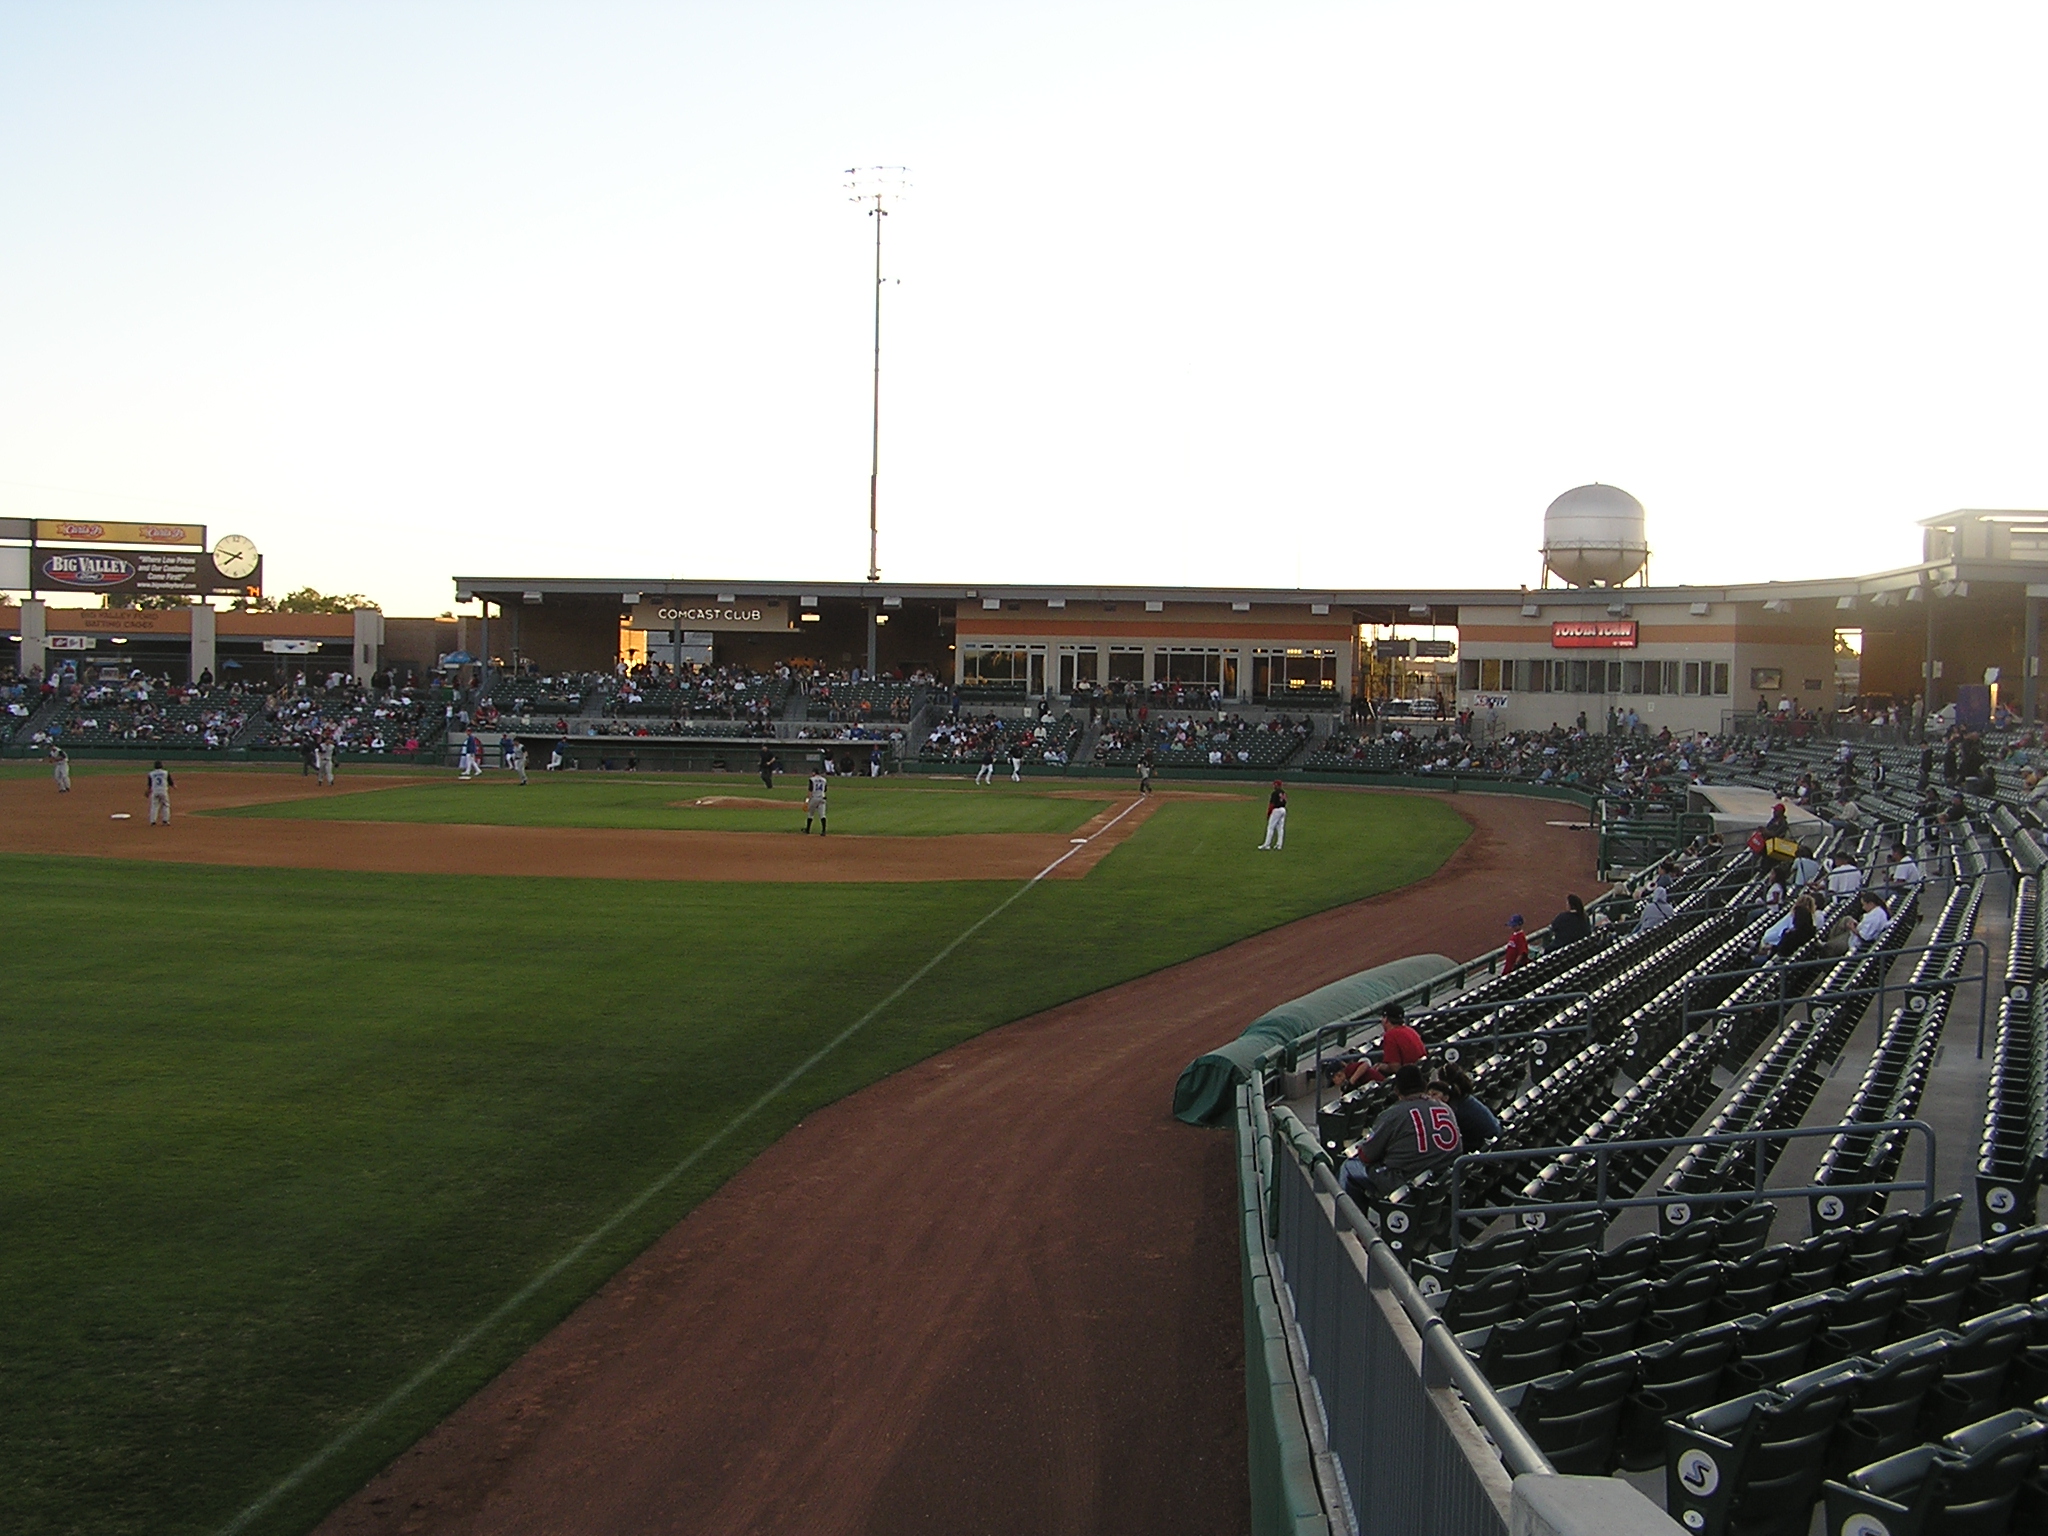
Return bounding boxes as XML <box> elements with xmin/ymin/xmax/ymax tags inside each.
<box><xmin>919</xmin><ymin>710</ymin><xmax>1080</xmax><ymax>766</ymax></box>
<box><xmin>601</xmin><ymin>660</ymin><xmax>789</xmax><ymax>729</ymax></box>
<box><xmin>1092</xmin><ymin>712</ymin><xmax>1311</xmax><ymax>769</ymax></box>
<box><xmin>243</xmin><ymin>674</ymin><xmax>444</xmax><ymax>756</ymax></box>
<box><xmin>27</xmin><ymin>667</ymin><xmax>255</xmax><ymax>751</ymax></box>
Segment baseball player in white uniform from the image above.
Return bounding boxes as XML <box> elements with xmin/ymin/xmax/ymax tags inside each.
<box><xmin>146</xmin><ymin>761</ymin><xmax>175</xmax><ymax>825</ymax></box>
<box><xmin>50</xmin><ymin>746</ymin><xmax>71</xmax><ymax>793</ymax></box>
<box><xmin>509</xmin><ymin>739</ymin><xmax>529</xmax><ymax>785</ymax></box>
<box><xmin>804</xmin><ymin>771</ymin><xmax>829</xmax><ymax>835</ymax></box>
<box><xmin>1258</xmin><ymin>780</ymin><xmax>1287</xmax><ymax>850</ymax></box>
<box><xmin>316</xmin><ymin>737</ymin><xmax>335</xmax><ymax>786</ymax></box>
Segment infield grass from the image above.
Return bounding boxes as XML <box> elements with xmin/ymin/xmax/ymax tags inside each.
<box><xmin>0</xmin><ymin>782</ymin><xmax>1467</xmax><ymax>1536</ymax></box>
<box><xmin>211</xmin><ymin>773</ymin><xmax>1106</xmax><ymax>835</ymax></box>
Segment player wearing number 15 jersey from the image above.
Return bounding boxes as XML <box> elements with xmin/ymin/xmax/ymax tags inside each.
<box><xmin>1341</xmin><ymin>1064</ymin><xmax>1463</xmax><ymax>1198</ymax></box>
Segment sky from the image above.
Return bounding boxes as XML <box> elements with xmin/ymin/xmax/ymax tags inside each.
<box><xmin>2</xmin><ymin>2</ymin><xmax>2045</xmax><ymax>617</ymax></box>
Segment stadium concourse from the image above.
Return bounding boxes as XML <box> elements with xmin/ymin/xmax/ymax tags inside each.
<box><xmin>307</xmin><ymin>791</ymin><xmax>1599</xmax><ymax>1536</ymax></box>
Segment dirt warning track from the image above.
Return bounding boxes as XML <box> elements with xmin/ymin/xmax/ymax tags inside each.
<box><xmin>312</xmin><ymin>793</ymin><xmax>1599</xmax><ymax>1536</ymax></box>
<box><xmin>0</xmin><ymin>773</ymin><xmax>1179</xmax><ymax>883</ymax></box>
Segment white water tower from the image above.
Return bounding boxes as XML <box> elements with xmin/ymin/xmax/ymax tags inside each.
<box><xmin>1541</xmin><ymin>484</ymin><xmax>1650</xmax><ymax>587</ymax></box>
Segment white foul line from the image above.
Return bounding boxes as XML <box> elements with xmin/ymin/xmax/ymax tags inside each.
<box><xmin>214</xmin><ymin>795</ymin><xmax>1147</xmax><ymax>1536</ymax></box>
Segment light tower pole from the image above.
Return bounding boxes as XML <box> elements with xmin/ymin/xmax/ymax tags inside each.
<box><xmin>846</xmin><ymin>166</ymin><xmax>907</xmax><ymax>583</ymax></box>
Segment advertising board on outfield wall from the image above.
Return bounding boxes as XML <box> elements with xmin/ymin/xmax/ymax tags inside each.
<box><xmin>628</xmin><ymin>599</ymin><xmax>790</xmax><ymax>632</ymax></box>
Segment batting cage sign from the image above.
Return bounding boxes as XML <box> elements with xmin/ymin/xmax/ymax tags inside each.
<box><xmin>38</xmin><ymin>547</ymin><xmax>263</xmax><ymax>597</ymax></box>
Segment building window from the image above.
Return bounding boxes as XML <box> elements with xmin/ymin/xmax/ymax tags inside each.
<box><xmin>1712</xmin><ymin>662</ymin><xmax>1730</xmax><ymax>695</ymax></box>
<box><xmin>962</xmin><ymin>647</ymin><xmax>1027</xmax><ymax>685</ymax></box>
<box><xmin>1460</xmin><ymin>658</ymin><xmax>1479</xmax><ymax>690</ymax></box>
<box><xmin>1164</xmin><ymin>648</ymin><xmax>1225</xmax><ymax>687</ymax></box>
<box><xmin>1257</xmin><ymin>648</ymin><xmax>1336</xmax><ymax>697</ymax></box>
<box><xmin>1480</xmin><ymin>659</ymin><xmax>1501</xmax><ymax>690</ymax></box>
<box><xmin>1107</xmin><ymin>646</ymin><xmax>1146</xmax><ymax>685</ymax></box>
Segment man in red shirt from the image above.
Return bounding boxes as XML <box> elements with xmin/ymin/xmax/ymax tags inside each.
<box><xmin>1502</xmin><ymin>914</ymin><xmax>1530</xmax><ymax>973</ymax></box>
<box><xmin>1332</xmin><ymin>1003</ymin><xmax>1426</xmax><ymax>1090</ymax></box>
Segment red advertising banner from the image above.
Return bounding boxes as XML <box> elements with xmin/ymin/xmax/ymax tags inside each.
<box><xmin>1551</xmin><ymin>620</ymin><xmax>1638</xmax><ymax>649</ymax></box>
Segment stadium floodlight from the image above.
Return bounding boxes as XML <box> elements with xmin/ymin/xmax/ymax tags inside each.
<box><xmin>846</xmin><ymin>165</ymin><xmax>910</xmax><ymax>584</ymax></box>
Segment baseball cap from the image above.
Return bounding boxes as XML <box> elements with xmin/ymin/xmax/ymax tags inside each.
<box><xmin>1508</xmin><ymin>913</ymin><xmax>1524</xmax><ymax>927</ymax></box>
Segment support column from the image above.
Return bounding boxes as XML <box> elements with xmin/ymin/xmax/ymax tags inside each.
<box><xmin>866</xmin><ymin>603</ymin><xmax>878</xmax><ymax>678</ymax></box>
<box><xmin>352</xmin><ymin>607</ymin><xmax>383</xmax><ymax>686</ymax></box>
<box><xmin>19</xmin><ymin>598</ymin><xmax>46</xmax><ymax>677</ymax></box>
<box><xmin>1917</xmin><ymin>590</ymin><xmax>1934</xmax><ymax>726</ymax></box>
<box><xmin>190</xmin><ymin>603</ymin><xmax>216</xmax><ymax>684</ymax></box>
<box><xmin>2027</xmin><ymin>586</ymin><xmax>2045</xmax><ymax>728</ymax></box>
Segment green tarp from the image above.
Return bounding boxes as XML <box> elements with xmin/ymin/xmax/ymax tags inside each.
<box><xmin>1172</xmin><ymin>953</ymin><xmax>1455</xmax><ymax>1125</ymax></box>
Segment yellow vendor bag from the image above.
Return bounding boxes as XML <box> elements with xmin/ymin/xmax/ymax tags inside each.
<box><xmin>1766</xmin><ymin>836</ymin><xmax>1800</xmax><ymax>860</ymax></box>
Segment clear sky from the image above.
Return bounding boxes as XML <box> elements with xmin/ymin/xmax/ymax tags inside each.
<box><xmin>2</xmin><ymin>3</ymin><xmax>2044</xmax><ymax>617</ymax></box>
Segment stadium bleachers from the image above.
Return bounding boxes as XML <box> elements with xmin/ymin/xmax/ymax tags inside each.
<box><xmin>32</xmin><ymin>682</ymin><xmax>256</xmax><ymax>750</ymax></box>
<box><xmin>1090</xmin><ymin>713</ymin><xmax>1310</xmax><ymax>770</ymax></box>
<box><xmin>1267</xmin><ymin>762</ymin><xmax>2048</xmax><ymax>1534</ymax></box>
<box><xmin>601</xmin><ymin>665</ymin><xmax>790</xmax><ymax>723</ymax></box>
<box><xmin>920</xmin><ymin>712</ymin><xmax>1080</xmax><ymax>766</ymax></box>
<box><xmin>243</xmin><ymin>683</ymin><xmax>445</xmax><ymax>755</ymax></box>
<box><xmin>803</xmin><ymin>677</ymin><xmax>928</xmax><ymax>724</ymax></box>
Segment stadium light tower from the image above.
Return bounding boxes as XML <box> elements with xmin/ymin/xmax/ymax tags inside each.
<box><xmin>846</xmin><ymin>166</ymin><xmax>908</xmax><ymax>583</ymax></box>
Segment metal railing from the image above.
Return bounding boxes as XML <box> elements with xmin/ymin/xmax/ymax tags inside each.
<box><xmin>1673</xmin><ymin>936</ymin><xmax>1992</xmax><ymax>1056</ymax></box>
<box><xmin>1260</xmin><ymin>1089</ymin><xmax>1544</xmax><ymax>1536</ymax></box>
<box><xmin>1444</xmin><ymin>1118</ymin><xmax>1938</xmax><ymax>1229</ymax></box>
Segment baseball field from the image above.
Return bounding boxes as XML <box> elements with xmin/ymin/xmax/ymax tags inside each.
<box><xmin>0</xmin><ymin>762</ymin><xmax>1517</xmax><ymax>1536</ymax></box>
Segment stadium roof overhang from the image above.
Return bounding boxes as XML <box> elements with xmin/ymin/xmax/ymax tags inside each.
<box><xmin>455</xmin><ymin>556</ymin><xmax>2048</xmax><ymax>625</ymax></box>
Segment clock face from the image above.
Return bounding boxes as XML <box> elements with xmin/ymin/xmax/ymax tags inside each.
<box><xmin>212</xmin><ymin>535</ymin><xmax>260</xmax><ymax>579</ymax></box>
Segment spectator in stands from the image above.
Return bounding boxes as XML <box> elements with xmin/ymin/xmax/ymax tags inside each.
<box><xmin>1340</xmin><ymin>1064</ymin><xmax>1462</xmax><ymax>1198</ymax></box>
<box><xmin>1430</xmin><ymin>1065</ymin><xmax>1499</xmax><ymax>1150</ymax></box>
<box><xmin>1636</xmin><ymin>880</ymin><xmax>1678</xmax><ymax>933</ymax></box>
<box><xmin>1825</xmin><ymin>852</ymin><xmax>1863</xmax><ymax>899</ymax></box>
<box><xmin>1760</xmin><ymin>894</ymin><xmax>1817</xmax><ymax>958</ymax></box>
<box><xmin>1848</xmin><ymin>890</ymin><xmax>1891</xmax><ymax>952</ymax></box>
<box><xmin>1789</xmin><ymin>845</ymin><xmax>1824</xmax><ymax>892</ymax></box>
<box><xmin>1330</xmin><ymin>1003</ymin><xmax>1425</xmax><ymax>1091</ymax></box>
<box><xmin>1546</xmin><ymin>893</ymin><xmax>1592</xmax><ymax>947</ymax></box>
<box><xmin>1889</xmin><ymin>842</ymin><xmax>1923</xmax><ymax>889</ymax></box>
<box><xmin>1502</xmin><ymin>914</ymin><xmax>1530</xmax><ymax>973</ymax></box>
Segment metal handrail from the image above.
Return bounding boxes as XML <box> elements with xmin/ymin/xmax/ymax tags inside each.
<box><xmin>1286</xmin><ymin>1134</ymin><xmax>1554</xmax><ymax>1477</ymax></box>
<box><xmin>1445</xmin><ymin>1117</ymin><xmax>1937</xmax><ymax>1228</ymax></box>
<box><xmin>1673</xmin><ymin>936</ymin><xmax>1993</xmax><ymax>1057</ymax></box>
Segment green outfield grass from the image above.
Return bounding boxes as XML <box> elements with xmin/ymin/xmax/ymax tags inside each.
<box><xmin>0</xmin><ymin>783</ymin><xmax>1467</xmax><ymax>1536</ymax></box>
<box><xmin>212</xmin><ymin>774</ymin><xmax>1107</xmax><ymax>835</ymax></box>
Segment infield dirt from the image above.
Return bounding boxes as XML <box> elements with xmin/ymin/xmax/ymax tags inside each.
<box><xmin>310</xmin><ymin>792</ymin><xmax>1599</xmax><ymax>1536</ymax></box>
<box><xmin>0</xmin><ymin>771</ymin><xmax>1193</xmax><ymax>882</ymax></box>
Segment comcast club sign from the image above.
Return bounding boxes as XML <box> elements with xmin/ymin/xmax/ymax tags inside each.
<box><xmin>629</xmin><ymin>599</ymin><xmax>790</xmax><ymax>632</ymax></box>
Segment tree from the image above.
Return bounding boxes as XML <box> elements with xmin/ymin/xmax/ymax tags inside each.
<box><xmin>235</xmin><ymin>588</ymin><xmax>379</xmax><ymax>614</ymax></box>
